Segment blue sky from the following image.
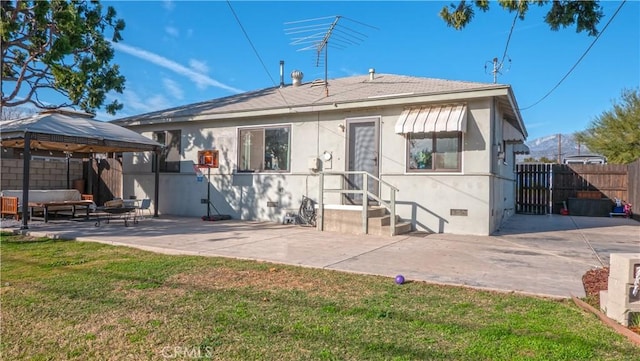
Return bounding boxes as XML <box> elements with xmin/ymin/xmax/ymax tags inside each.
<box><xmin>86</xmin><ymin>1</ymin><xmax>640</xmax><ymax>140</ymax></box>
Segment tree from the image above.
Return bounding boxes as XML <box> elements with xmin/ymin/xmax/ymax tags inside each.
<box><xmin>574</xmin><ymin>89</ymin><xmax>640</xmax><ymax>164</ymax></box>
<box><xmin>538</xmin><ymin>156</ymin><xmax>556</xmax><ymax>164</ymax></box>
<box><xmin>0</xmin><ymin>105</ymin><xmax>35</xmax><ymax>120</ymax></box>
<box><xmin>1</xmin><ymin>0</ymin><xmax>126</xmax><ymax>115</ymax></box>
<box><xmin>440</xmin><ymin>0</ymin><xmax>603</xmax><ymax>36</ymax></box>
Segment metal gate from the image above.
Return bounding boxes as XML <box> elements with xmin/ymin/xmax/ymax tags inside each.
<box><xmin>516</xmin><ymin>163</ymin><xmax>552</xmax><ymax>214</ymax></box>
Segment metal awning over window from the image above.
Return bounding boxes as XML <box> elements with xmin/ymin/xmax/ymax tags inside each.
<box><xmin>503</xmin><ymin>121</ymin><xmax>525</xmax><ymax>143</ymax></box>
<box><xmin>513</xmin><ymin>143</ymin><xmax>530</xmax><ymax>154</ymax></box>
<box><xmin>394</xmin><ymin>104</ymin><xmax>467</xmax><ymax>134</ymax></box>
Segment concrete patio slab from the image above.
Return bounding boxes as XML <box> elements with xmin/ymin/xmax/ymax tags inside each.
<box><xmin>1</xmin><ymin>213</ymin><xmax>638</xmax><ymax>299</ymax></box>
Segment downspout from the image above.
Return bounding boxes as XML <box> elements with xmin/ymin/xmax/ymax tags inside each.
<box><xmin>21</xmin><ymin>133</ymin><xmax>31</xmax><ymax>229</ymax></box>
<box><xmin>154</xmin><ymin>149</ymin><xmax>160</xmax><ymax>217</ymax></box>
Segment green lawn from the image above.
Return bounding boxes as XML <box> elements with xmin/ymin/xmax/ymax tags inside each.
<box><xmin>1</xmin><ymin>231</ymin><xmax>637</xmax><ymax>360</ymax></box>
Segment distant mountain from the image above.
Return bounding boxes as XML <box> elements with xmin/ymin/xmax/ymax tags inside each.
<box><xmin>516</xmin><ymin>134</ymin><xmax>597</xmax><ymax>163</ymax></box>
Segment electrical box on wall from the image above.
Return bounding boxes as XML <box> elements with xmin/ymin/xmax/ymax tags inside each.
<box><xmin>308</xmin><ymin>157</ymin><xmax>320</xmax><ymax>171</ymax></box>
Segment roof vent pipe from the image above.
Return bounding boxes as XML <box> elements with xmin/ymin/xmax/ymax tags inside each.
<box><xmin>369</xmin><ymin>68</ymin><xmax>375</xmax><ymax>81</ymax></box>
<box><xmin>279</xmin><ymin>60</ymin><xmax>285</xmax><ymax>88</ymax></box>
<box><xmin>291</xmin><ymin>70</ymin><xmax>303</xmax><ymax>87</ymax></box>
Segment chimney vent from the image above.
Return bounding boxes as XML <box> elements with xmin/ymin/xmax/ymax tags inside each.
<box><xmin>369</xmin><ymin>68</ymin><xmax>375</xmax><ymax>81</ymax></box>
<box><xmin>279</xmin><ymin>60</ymin><xmax>285</xmax><ymax>88</ymax></box>
<box><xmin>291</xmin><ymin>70</ymin><xmax>303</xmax><ymax>87</ymax></box>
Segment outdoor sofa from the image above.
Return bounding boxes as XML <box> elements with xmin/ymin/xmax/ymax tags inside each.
<box><xmin>0</xmin><ymin>189</ymin><xmax>94</xmax><ymax>222</ymax></box>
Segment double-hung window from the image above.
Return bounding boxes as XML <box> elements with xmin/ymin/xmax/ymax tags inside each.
<box><xmin>238</xmin><ymin>126</ymin><xmax>290</xmax><ymax>172</ymax></box>
<box><xmin>407</xmin><ymin>132</ymin><xmax>461</xmax><ymax>172</ymax></box>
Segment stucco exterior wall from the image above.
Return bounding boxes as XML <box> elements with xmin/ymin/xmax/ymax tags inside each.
<box><xmin>488</xmin><ymin>102</ymin><xmax>520</xmax><ymax>233</ymax></box>
<box><xmin>121</xmin><ymin>96</ymin><xmax>516</xmax><ymax>235</ymax></box>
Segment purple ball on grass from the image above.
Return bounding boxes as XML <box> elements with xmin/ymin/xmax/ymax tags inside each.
<box><xmin>395</xmin><ymin>275</ymin><xmax>405</xmax><ymax>285</ymax></box>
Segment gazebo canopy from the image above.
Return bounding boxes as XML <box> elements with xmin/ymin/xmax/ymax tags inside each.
<box><xmin>0</xmin><ymin>109</ymin><xmax>162</xmax><ymax>153</ymax></box>
<box><xmin>0</xmin><ymin>109</ymin><xmax>163</xmax><ymax>229</ymax></box>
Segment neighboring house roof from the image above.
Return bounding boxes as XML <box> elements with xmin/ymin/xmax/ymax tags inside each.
<box><xmin>114</xmin><ymin>73</ymin><xmax>526</xmax><ymax>138</ymax></box>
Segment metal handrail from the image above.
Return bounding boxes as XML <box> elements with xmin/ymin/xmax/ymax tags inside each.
<box><xmin>318</xmin><ymin>171</ymin><xmax>398</xmax><ymax>236</ymax></box>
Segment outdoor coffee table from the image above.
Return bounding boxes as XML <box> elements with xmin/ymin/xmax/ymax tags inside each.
<box><xmin>28</xmin><ymin>200</ymin><xmax>94</xmax><ymax>223</ymax></box>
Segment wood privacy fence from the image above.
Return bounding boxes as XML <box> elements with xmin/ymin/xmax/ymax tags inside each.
<box><xmin>516</xmin><ymin>163</ymin><xmax>552</xmax><ymax>215</ymax></box>
<box><xmin>516</xmin><ymin>163</ymin><xmax>630</xmax><ymax>215</ymax></box>
<box><xmin>84</xmin><ymin>157</ymin><xmax>123</xmax><ymax>206</ymax></box>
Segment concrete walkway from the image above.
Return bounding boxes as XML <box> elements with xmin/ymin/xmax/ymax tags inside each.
<box><xmin>2</xmin><ymin>214</ymin><xmax>638</xmax><ymax>298</ymax></box>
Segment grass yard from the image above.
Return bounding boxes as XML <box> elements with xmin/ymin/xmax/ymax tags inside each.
<box><xmin>0</xmin><ymin>231</ymin><xmax>637</xmax><ymax>360</ymax></box>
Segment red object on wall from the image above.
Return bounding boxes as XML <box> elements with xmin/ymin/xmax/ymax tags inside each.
<box><xmin>198</xmin><ymin>150</ymin><xmax>219</xmax><ymax>168</ymax></box>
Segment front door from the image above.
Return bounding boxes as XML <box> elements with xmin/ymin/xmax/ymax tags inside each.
<box><xmin>345</xmin><ymin>117</ymin><xmax>379</xmax><ymax>204</ymax></box>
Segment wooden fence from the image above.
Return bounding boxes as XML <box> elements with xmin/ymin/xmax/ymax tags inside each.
<box><xmin>553</xmin><ymin>164</ymin><xmax>628</xmax><ymax>212</ymax></box>
<box><xmin>516</xmin><ymin>163</ymin><xmax>552</xmax><ymax>214</ymax></box>
<box><xmin>85</xmin><ymin>157</ymin><xmax>123</xmax><ymax>206</ymax></box>
<box><xmin>516</xmin><ymin>163</ymin><xmax>629</xmax><ymax>215</ymax></box>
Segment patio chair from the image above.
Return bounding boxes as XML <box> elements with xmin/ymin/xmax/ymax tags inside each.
<box><xmin>137</xmin><ymin>198</ymin><xmax>152</xmax><ymax>219</ymax></box>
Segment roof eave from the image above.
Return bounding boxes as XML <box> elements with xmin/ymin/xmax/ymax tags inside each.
<box><xmin>505</xmin><ymin>87</ymin><xmax>527</xmax><ymax>139</ymax></box>
<box><xmin>121</xmin><ymin>86</ymin><xmax>514</xmax><ymax>127</ymax></box>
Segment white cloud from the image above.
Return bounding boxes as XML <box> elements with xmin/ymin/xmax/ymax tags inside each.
<box><xmin>120</xmin><ymin>89</ymin><xmax>161</xmax><ymax>113</ymax></box>
<box><xmin>165</xmin><ymin>26</ymin><xmax>179</xmax><ymax>38</ymax></box>
<box><xmin>110</xmin><ymin>42</ymin><xmax>243</xmax><ymax>93</ymax></box>
<box><xmin>162</xmin><ymin>0</ymin><xmax>175</xmax><ymax>11</ymax></box>
<box><xmin>189</xmin><ymin>59</ymin><xmax>209</xmax><ymax>74</ymax></box>
<box><xmin>147</xmin><ymin>94</ymin><xmax>170</xmax><ymax>110</ymax></box>
<box><xmin>163</xmin><ymin>78</ymin><xmax>184</xmax><ymax>100</ymax></box>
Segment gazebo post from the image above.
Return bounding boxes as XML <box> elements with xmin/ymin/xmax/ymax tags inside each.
<box><xmin>20</xmin><ymin>133</ymin><xmax>31</xmax><ymax>230</ymax></box>
<box><xmin>87</xmin><ymin>155</ymin><xmax>94</xmax><ymax>196</ymax></box>
<box><xmin>154</xmin><ymin>149</ymin><xmax>160</xmax><ymax>217</ymax></box>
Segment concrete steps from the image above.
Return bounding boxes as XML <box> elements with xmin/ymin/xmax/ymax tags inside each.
<box><xmin>321</xmin><ymin>205</ymin><xmax>412</xmax><ymax>237</ymax></box>
<box><xmin>367</xmin><ymin>214</ymin><xmax>413</xmax><ymax>237</ymax></box>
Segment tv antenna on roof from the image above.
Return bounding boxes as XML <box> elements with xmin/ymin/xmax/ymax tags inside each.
<box><xmin>485</xmin><ymin>56</ymin><xmax>511</xmax><ymax>84</ymax></box>
<box><xmin>285</xmin><ymin>15</ymin><xmax>378</xmax><ymax>96</ymax></box>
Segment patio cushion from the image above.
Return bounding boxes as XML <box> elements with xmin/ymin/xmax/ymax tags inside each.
<box><xmin>0</xmin><ymin>189</ymin><xmax>81</xmax><ymax>205</ymax></box>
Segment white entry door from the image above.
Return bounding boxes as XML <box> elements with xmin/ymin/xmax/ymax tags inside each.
<box><xmin>345</xmin><ymin>117</ymin><xmax>379</xmax><ymax>204</ymax></box>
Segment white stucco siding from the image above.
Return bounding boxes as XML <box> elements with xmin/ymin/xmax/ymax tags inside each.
<box><xmin>383</xmin><ymin>174</ymin><xmax>491</xmax><ymax>235</ymax></box>
<box><xmin>490</xmin><ymin>175</ymin><xmax>517</xmax><ymax>233</ymax></box>
<box><xmin>119</xmin><ymin>93</ymin><xmax>513</xmax><ymax>235</ymax></box>
<box><xmin>463</xmin><ymin>100</ymin><xmax>493</xmax><ymax>174</ymax></box>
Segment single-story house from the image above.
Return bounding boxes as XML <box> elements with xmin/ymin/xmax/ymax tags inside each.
<box><xmin>114</xmin><ymin>69</ymin><xmax>528</xmax><ymax>235</ymax></box>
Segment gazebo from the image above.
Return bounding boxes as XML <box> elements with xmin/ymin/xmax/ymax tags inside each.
<box><xmin>0</xmin><ymin>109</ymin><xmax>163</xmax><ymax>229</ymax></box>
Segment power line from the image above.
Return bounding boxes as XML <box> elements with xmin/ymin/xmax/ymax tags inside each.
<box><xmin>520</xmin><ymin>0</ymin><xmax>626</xmax><ymax>111</ymax></box>
<box><xmin>501</xmin><ymin>10</ymin><xmax>519</xmax><ymax>65</ymax></box>
<box><xmin>226</xmin><ymin>0</ymin><xmax>289</xmax><ymax>106</ymax></box>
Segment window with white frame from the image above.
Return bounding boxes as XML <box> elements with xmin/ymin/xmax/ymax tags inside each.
<box><xmin>238</xmin><ymin>126</ymin><xmax>290</xmax><ymax>172</ymax></box>
<box><xmin>407</xmin><ymin>132</ymin><xmax>461</xmax><ymax>172</ymax></box>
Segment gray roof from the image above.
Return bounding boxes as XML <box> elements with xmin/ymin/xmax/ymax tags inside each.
<box><xmin>114</xmin><ymin>73</ymin><xmax>512</xmax><ymax>125</ymax></box>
